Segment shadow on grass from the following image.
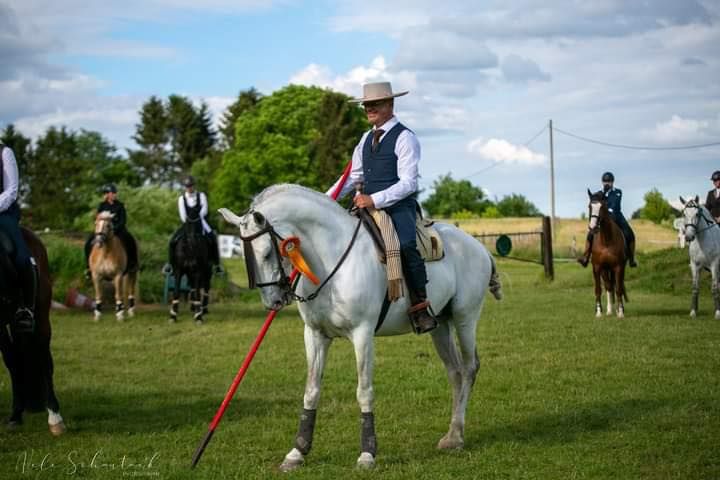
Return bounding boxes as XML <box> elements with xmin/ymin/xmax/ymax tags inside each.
<box><xmin>469</xmin><ymin>398</ymin><xmax>664</xmax><ymax>447</ymax></box>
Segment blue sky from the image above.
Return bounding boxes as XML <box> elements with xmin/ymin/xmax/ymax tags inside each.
<box><xmin>2</xmin><ymin>0</ymin><xmax>719</xmax><ymax>217</ymax></box>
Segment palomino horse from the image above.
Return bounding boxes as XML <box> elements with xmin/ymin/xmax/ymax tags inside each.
<box><xmin>679</xmin><ymin>195</ymin><xmax>720</xmax><ymax>319</ymax></box>
<box><xmin>169</xmin><ymin>218</ymin><xmax>211</xmax><ymax>324</ymax></box>
<box><xmin>586</xmin><ymin>189</ymin><xmax>628</xmax><ymax>318</ymax></box>
<box><xmin>219</xmin><ymin>184</ymin><xmax>502</xmax><ymax>470</ymax></box>
<box><xmin>89</xmin><ymin>211</ymin><xmax>137</xmax><ymax>321</ymax></box>
<box><xmin>0</xmin><ymin>227</ymin><xmax>65</xmax><ymax>435</ymax></box>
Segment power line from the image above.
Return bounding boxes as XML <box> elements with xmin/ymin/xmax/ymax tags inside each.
<box><xmin>553</xmin><ymin>125</ymin><xmax>720</xmax><ymax>151</ymax></box>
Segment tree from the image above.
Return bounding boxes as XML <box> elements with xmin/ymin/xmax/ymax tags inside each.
<box><xmin>1</xmin><ymin>124</ymin><xmax>32</xmax><ymax>200</ymax></box>
<box><xmin>219</xmin><ymin>87</ymin><xmax>262</xmax><ymax>149</ymax></box>
<box><xmin>638</xmin><ymin>188</ymin><xmax>673</xmax><ymax>224</ymax></box>
<box><xmin>213</xmin><ymin>85</ymin><xmax>368</xmax><ymax>213</ymax></box>
<box><xmin>129</xmin><ymin>96</ymin><xmax>170</xmax><ymax>184</ymax></box>
<box><xmin>496</xmin><ymin>193</ymin><xmax>542</xmax><ymax>217</ymax></box>
<box><xmin>422</xmin><ymin>174</ymin><xmax>491</xmax><ymax>217</ymax></box>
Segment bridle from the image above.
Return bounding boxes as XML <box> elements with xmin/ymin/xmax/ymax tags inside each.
<box><xmin>683</xmin><ymin>202</ymin><xmax>717</xmax><ymax>236</ymax></box>
<box><xmin>239</xmin><ymin>210</ymin><xmax>362</xmax><ymax>303</ymax></box>
<box><xmin>588</xmin><ymin>199</ymin><xmax>604</xmax><ymax>233</ymax></box>
<box><xmin>94</xmin><ymin>216</ymin><xmax>113</xmax><ymax>246</ymax></box>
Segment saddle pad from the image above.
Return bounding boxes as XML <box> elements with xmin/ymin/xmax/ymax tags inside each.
<box><xmin>359</xmin><ymin>210</ymin><xmax>444</xmax><ymax>263</ymax></box>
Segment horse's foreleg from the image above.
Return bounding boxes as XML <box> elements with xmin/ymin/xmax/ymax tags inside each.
<box><xmin>44</xmin><ymin>351</ymin><xmax>65</xmax><ymax>436</ymax></box>
<box><xmin>350</xmin><ymin>327</ymin><xmax>376</xmax><ymax>469</ymax></box>
<box><xmin>169</xmin><ymin>273</ymin><xmax>180</xmax><ymax>323</ymax></box>
<box><xmin>126</xmin><ymin>271</ymin><xmax>137</xmax><ymax>317</ymax></box>
<box><xmin>280</xmin><ymin>325</ymin><xmax>332</xmax><ymax>473</ymax></box>
<box><xmin>593</xmin><ymin>266</ymin><xmax>602</xmax><ymax>317</ymax></box>
<box><xmin>113</xmin><ymin>274</ymin><xmax>125</xmax><ymax>321</ymax></box>
<box><xmin>615</xmin><ymin>266</ymin><xmax>625</xmax><ymax>318</ymax></box>
<box><xmin>690</xmin><ymin>263</ymin><xmax>700</xmax><ymax>318</ymax></box>
<box><xmin>1</xmin><ymin>328</ymin><xmax>23</xmax><ymax>427</ymax></box>
<box><xmin>92</xmin><ymin>274</ymin><xmax>102</xmax><ymax>321</ymax></box>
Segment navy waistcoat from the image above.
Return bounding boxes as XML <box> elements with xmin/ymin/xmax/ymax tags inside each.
<box><xmin>362</xmin><ymin>123</ymin><xmax>410</xmax><ymax>197</ymax></box>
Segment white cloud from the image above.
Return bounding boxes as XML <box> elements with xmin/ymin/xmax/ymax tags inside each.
<box><xmin>642</xmin><ymin>114</ymin><xmax>719</xmax><ymax>144</ymax></box>
<box><xmin>467</xmin><ymin>138</ymin><xmax>546</xmax><ymax>166</ymax></box>
<box><xmin>501</xmin><ymin>54</ymin><xmax>550</xmax><ymax>83</ymax></box>
<box><xmin>289</xmin><ymin>56</ymin><xmax>392</xmax><ymax>97</ymax></box>
<box><xmin>393</xmin><ymin>29</ymin><xmax>498</xmax><ymax>71</ymax></box>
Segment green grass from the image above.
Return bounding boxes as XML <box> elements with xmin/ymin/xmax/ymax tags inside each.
<box><xmin>1</xmin><ymin>253</ymin><xmax>719</xmax><ymax>479</ymax></box>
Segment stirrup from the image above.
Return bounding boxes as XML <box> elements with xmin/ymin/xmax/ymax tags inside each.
<box><xmin>162</xmin><ymin>264</ymin><xmax>173</xmax><ymax>275</ymax></box>
<box><xmin>408</xmin><ymin>301</ymin><xmax>438</xmax><ymax>334</ymax></box>
<box><xmin>14</xmin><ymin>308</ymin><xmax>35</xmax><ymax>333</ymax></box>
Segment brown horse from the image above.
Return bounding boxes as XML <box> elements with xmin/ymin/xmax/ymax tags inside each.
<box><xmin>89</xmin><ymin>211</ymin><xmax>137</xmax><ymax>321</ymax></box>
<box><xmin>0</xmin><ymin>227</ymin><xmax>65</xmax><ymax>435</ymax></box>
<box><xmin>586</xmin><ymin>189</ymin><xmax>628</xmax><ymax>318</ymax></box>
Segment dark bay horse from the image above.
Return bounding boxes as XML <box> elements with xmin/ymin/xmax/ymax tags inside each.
<box><xmin>169</xmin><ymin>218</ymin><xmax>211</xmax><ymax>324</ymax></box>
<box><xmin>0</xmin><ymin>227</ymin><xmax>65</xmax><ymax>435</ymax></box>
<box><xmin>586</xmin><ymin>189</ymin><xmax>628</xmax><ymax>318</ymax></box>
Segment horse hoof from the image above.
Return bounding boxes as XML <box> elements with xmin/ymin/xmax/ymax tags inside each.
<box><xmin>168</xmin><ymin>317</ymin><xmax>176</xmax><ymax>324</ymax></box>
<box><xmin>437</xmin><ymin>434</ymin><xmax>464</xmax><ymax>450</ymax></box>
<box><xmin>690</xmin><ymin>310</ymin><xmax>697</xmax><ymax>318</ymax></box>
<box><xmin>116</xmin><ymin>313</ymin><xmax>125</xmax><ymax>322</ymax></box>
<box><xmin>715</xmin><ymin>310</ymin><xmax>720</xmax><ymax>320</ymax></box>
<box><xmin>595</xmin><ymin>311</ymin><xmax>602</xmax><ymax>318</ymax></box>
<box><xmin>195</xmin><ymin>319</ymin><xmax>204</xmax><ymax>326</ymax></box>
<box><xmin>279</xmin><ymin>450</ymin><xmax>304</xmax><ymax>473</ymax></box>
<box><xmin>617</xmin><ymin>310</ymin><xmax>625</xmax><ymax>319</ymax></box>
<box><xmin>93</xmin><ymin>311</ymin><xmax>101</xmax><ymax>321</ymax></box>
<box><xmin>128</xmin><ymin>308</ymin><xmax>135</xmax><ymax>318</ymax></box>
<box><xmin>49</xmin><ymin>421</ymin><xmax>66</xmax><ymax>436</ymax></box>
<box><xmin>356</xmin><ymin>452</ymin><xmax>376</xmax><ymax>469</ymax></box>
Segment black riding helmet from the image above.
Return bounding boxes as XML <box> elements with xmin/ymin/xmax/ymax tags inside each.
<box><xmin>102</xmin><ymin>183</ymin><xmax>117</xmax><ymax>194</ymax></box>
<box><xmin>711</xmin><ymin>171</ymin><xmax>720</xmax><ymax>182</ymax></box>
<box><xmin>183</xmin><ymin>175</ymin><xmax>195</xmax><ymax>187</ymax></box>
<box><xmin>601</xmin><ymin>172</ymin><xmax>615</xmax><ymax>182</ymax></box>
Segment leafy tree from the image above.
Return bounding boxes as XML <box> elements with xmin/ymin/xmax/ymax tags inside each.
<box><xmin>1</xmin><ymin>124</ymin><xmax>32</xmax><ymax>199</ymax></box>
<box><xmin>219</xmin><ymin>87</ymin><xmax>262</xmax><ymax>149</ymax></box>
<box><xmin>213</xmin><ymin>85</ymin><xmax>368</xmax><ymax>213</ymax></box>
<box><xmin>638</xmin><ymin>188</ymin><xmax>674</xmax><ymax>224</ymax></box>
<box><xmin>422</xmin><ymin>174</ymin><xmax>491</xmax><ymax>217</ymax></box>
<box><xmin>496</xmin><ymin>193</ymin><xmax>542</xmax><ymax>217</ymax></box>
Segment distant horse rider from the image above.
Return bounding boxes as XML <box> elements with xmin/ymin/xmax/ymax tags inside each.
<box><xmin>326</xmin><ymin>81</ymin><xmax>436</xmax><ymax>334</ymax></box>
<box><xmin>0</xmin><ymin>142</ymin><xmax>38</xmax><ymax>332</ymax></box>
<box><xmin>163</xmin><ymin>176</ymin><xmax>223</xmax><ymax>275</ymax></box>
<box><xmin>705</xmin><ymin>170</ymin><xmax>720</xmax><ymax>223</ymax></box>
<box><xmin>84</xmin><ymin>183</ymin><xmax>139</xmax><ymax>278</ymax></box>
<box><xmin>579</xmin><ymin>172</ymin><xmax>637</xmax><ymax>268</ymax></box>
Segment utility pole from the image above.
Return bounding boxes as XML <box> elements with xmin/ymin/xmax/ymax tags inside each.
<box><xmin>549</xmin><ymin>119</ymin><xmax>556</xmax><ymax>230</ymax></box>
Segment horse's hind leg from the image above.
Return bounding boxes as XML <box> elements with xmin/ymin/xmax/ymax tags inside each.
<box><xmin>690</xmin><ymin>262</ymin><xmax>700</xmax><ymax>318</ymax></box>
<box><xmin>280</xmin><ymin>326</ymin><xmax>332</xmax><ymax>472</ymax></box>
<box><xmin>126</xmin><ymin>271</ymin><xmax>137</xmax><ymax>317</ymax></box>
<box><xmin>169</xmin><ymin>273</ymin><xmax>180</xmax><ymax>323</ymax></box>
<box><xmin>593</xmin><ymin>266</ymin><xmax>603</xmax><ymax>317</ymax></box>
<box><xmin>615</xmin><ymin>266</ymin><xmax>625</xmax><ymax>318</ymax></box>
<box><xmin>432</xmin><ymin>311</ymin><xmax>481</xmax><ymax>450</ymax></box>
<box><xmin>603</xmin><ymin>270</ymin><xmax>614</xmax><ymax>315</ymax></box>
<box><xmin>92</xmin><ymin>274</ymin><xmax>102</xmax><ymax>321</ymax></box>
<box><xmin>711</xmin><ymin>262</ymin><xmax>720</xmax><ymax>320</ymax></box>
<box><xmin>44</xmin><ymin>351</ymin><xmax>65</xmax><ymax>436</ymax></box>
<box><xmin>1</xmin><ymin>327</ymin><xmax>24</xmax><ymax>427</ymax></box>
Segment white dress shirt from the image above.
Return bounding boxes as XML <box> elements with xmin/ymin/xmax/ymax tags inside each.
<box><xmin>0</xmin><ymin>145</ymin><xmax>19</xmax><ymax>212</ymax></box>
<box><xmin>178</xmin><ymin>191</ymin><xmax>211</xmax><ymax>233</ymax></box>
<box><xmin>326</xmin><ymin>116</ymin><xmax>421</xmax><ymax>209</ymax></box>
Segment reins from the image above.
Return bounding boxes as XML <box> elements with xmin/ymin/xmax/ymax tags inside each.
<box><xmin>240</xmin><ymin>213</ymin><xmax>363</xmax><ymax>302</ymax></box>
<box><xmin>683</xmin><ymin>203</ymin><xmax>718</xmax><ymax>235</ymax></box>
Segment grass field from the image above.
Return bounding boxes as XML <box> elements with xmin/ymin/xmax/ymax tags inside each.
<box><xmin>1</xmin><ymin>254</ymin><xmax>719</xmax><ymax>479</ymax></box>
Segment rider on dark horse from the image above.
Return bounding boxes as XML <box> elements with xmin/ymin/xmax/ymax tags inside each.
<box><xmin>579</xmin><ymin>171</ymin><xmax>637</xmax><ymax>268</ymax></box>
<box><xmin>0</xmin><ymin>142</ymin><xmax>37</xmax><ymax>333</ymax></box>
<box><xmin>164</xmin><ymin>176</ymin><xmax>223</xmax><ymax>275</ymax></box>
<box><xmin>84</xmin><ymin>183</ymin><xmax>139</xmax><ymax>279</ymax></box>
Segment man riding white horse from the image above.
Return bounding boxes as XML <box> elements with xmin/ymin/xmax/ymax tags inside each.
<box><xmin>326</xmin><ymin>81</ymin><xmax>436</xmax><ymax>334</ymax></box>
<box><xmin>0</xmin><ymin>142</ymin><xmax>36</xmax><ymax>333</ymax></box>
<box><xmin>579</xmin><ymin>171</ymin><xmax>637</xmax><ymax>268</ymax></box>
<box><xmin>164</xmin><ymin>175</ymin><xmax>223</xmax><ymax>275</ymax></box>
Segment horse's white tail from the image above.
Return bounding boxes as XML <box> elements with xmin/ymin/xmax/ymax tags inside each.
<box><xmin>487</xmin><ymin>251</ymin><xmax>503</xmax><ymax>300</ymax></box>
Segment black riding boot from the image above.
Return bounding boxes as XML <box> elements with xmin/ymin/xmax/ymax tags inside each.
<box><xmin>14</xmin><ymin>259</ymin><xmax>37</xmax><ymax>333</ymax></box>
<box><xmin>408</xmin><ymin>288</ymin><xmax>437</xmax><ymax>334</ymax></box>
<box><xmin>627</xmin><ymin>239</ymin><xmax>637</xmax><ymax>268</ymax></box>
<box><xmin>578</xmin><ymin>231</ymin><xmax>593</xmax><ymax>268</ymax></box>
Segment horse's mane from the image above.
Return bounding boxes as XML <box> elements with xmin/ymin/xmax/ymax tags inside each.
<box><xmin>251</xmin><ymin>184</ymin><xmax>345</xmax><ymax>213</ymax></box>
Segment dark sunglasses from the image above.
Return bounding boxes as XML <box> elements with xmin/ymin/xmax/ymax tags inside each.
<box><xmin>363</xmin><ymin>100</ymin><xmax>388</xmax><ymax>110</ymax></box>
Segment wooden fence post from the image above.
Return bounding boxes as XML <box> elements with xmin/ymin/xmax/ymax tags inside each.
<box><xmin>542</xmin><ymin>216</ymin><xmax>554</xmax><ymax>280</ymax></box>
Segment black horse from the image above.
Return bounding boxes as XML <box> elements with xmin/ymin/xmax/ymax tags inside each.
<box><xmin>169</xmin><ymin>218</ymin><xmax>211</xmax><ymax>324</ymax></box>
<box><xmin>0</xmin><ymin>227</ymin><xmax>65</xmax><ymax>435</ymax></box>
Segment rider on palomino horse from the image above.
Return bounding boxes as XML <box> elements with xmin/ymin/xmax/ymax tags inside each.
<box><xmin>0</xmin><ymin>142</ymin><xmax>37</xmax><ymax>333</ymax></box>
<box><xmin>579</xmin><ymin>171</ymin><xmax>637</xmax><ymax>268</ymax></box>
<box><xmin>326</xmin><ymin>81</ymin><xmax>436</xmax><ymax>334</ymax></box>
<box><xmin>84</xmin><ymin>183</ymin><xmax>139</xmax><ymax>278</ymax></box>
<box><xmin>164</xmin><ymin>175</ymin><xmax>223</xmax><ymax>275</ymax></box>
<box><xmin>704</xmin><ymin>170</ymin><xmax>720</xmax><ymax>224</ymax></box>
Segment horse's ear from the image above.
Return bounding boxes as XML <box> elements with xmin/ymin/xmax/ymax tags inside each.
<box><xmin>218</xmin><ymin>208</ymin><xmax>243</xmax><ymax>227</ymax></box>
<box><xmin>695</xmin><ymin>195</ymin><xmax>700</xmax><ymax>203</ymax></box>
<box><xmin>587</xmin><ymin>188</ymin><xmax>592</xmax><ymax>198</ymax></box>
<box><xmin>679</xmin><ymin>196</ymin><xmax>686</xmax><ymax>205</ymax></box>
<box><xmin>252</xmin><ymin>211</ymin><xmax>266</xmax><ymax>226</ymax></box>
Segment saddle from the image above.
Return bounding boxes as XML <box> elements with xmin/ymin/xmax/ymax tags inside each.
<box><xmin>357</xmin><ymin>209</ymin><xmax>444</xmax><ymax>264</ymax></box>
<box><xmin>0</xmin><ymin>231</ymin><xmax>16</xmax><ymax>259</ymax></box>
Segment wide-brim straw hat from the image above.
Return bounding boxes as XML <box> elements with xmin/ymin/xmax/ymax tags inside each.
<box><xmin>352</xmin><ymin>82</ymin><xmax>409</xmax><ymax>103</ymax></box>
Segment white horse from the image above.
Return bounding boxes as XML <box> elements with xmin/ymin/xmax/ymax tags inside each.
<box><xmin>219</xmin><ymin>184</ymin><xmax>501</xmax><ymax>471</ymax></box>
<box><xmin>680</xmin><ymin>195</ymin><xmax>720</xmax><ymax>319</ymax></box>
